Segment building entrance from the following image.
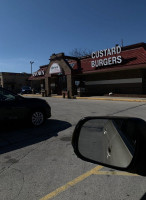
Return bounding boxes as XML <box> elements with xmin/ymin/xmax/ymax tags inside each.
<box><xmin>50</xmin><ymin>75</ymin><xmax>67</xmax><ymax>95</ymax></box>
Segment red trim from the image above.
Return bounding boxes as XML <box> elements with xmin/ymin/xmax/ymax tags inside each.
<box><xmin>30</xmin><ymin>43</ymin><xmax>146</xmax><ymax>80</ymax></box>
<box><xmin>73</xmin><ymin>45</ymin><xmax>146</xmax><ymax>73</ymax></box>
<box><xmin>80</xmin><ymin>63</ymin><xmax>146</xmax><ymax>75</ymax></box>
<box><xmin>29</xmin><ymin>76</ymin><xmax>45</xmax><ymax>80</ymax></box>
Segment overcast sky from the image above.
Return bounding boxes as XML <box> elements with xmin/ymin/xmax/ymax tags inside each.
<box><xmin>0</xmin><ymin>0</ymin><xmax>146</xmax><ymax>73</ymax></box>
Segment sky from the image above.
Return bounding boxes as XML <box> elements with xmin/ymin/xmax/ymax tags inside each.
<box><xmin>0</xmin><ymin>0</ymin><xmax>146</xmax><ymax>73</ymax></box>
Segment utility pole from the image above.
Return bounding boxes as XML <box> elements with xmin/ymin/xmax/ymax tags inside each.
<box><xmin>121</xmin><ymin>39</ymin><xmax>124</xmax><ymax>47</ymax></box>
<box><xmin>30</xmin><ymin>61</ymin><xmax>34</xmax><ymax>74</ymax></box>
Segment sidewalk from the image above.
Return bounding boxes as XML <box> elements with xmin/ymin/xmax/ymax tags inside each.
<box><xmin>22</xmin><ymin>94</ymin><xmax>146</xmax><ymax>102</ymax></box>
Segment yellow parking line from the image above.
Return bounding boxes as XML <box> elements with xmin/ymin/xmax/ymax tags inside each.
<box><xmin>76</xmin><ymin>97</ymin><xmax>146</xmax><ymax>102</ymax></box>
<box><xmin>93</xmin><ymin>170</ymin><xmax>138</xmax><ymax>176</ymax></box>
<box><xmin>40</xmin><ymin>165</ymin><xmax>103</xmax><ymax>200</ymax></box>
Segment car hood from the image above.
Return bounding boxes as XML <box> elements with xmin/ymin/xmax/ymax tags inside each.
<box><xmin>21</xmin><ymin>96</ymin><xmax>48</xmax><ymax>104</ymax></box>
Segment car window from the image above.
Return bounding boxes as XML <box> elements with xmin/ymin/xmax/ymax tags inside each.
<box><xmin>0</xmin><ymin>88</ymin><xmax>16</xmax><ymax>101</ymax></box>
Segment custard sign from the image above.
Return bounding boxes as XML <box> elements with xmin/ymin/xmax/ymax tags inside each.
<box><xmin>49</xmin><ymin>63</ymin><xmax>61</xmax><ymax>74</ymax></box>
<box><xmin>91</xmin><ymin>45</ymin><xmax>122</xmax><ymax>68</ymax></box>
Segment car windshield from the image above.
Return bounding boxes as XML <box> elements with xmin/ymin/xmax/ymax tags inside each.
<box><xmin>0</xmin><ymin>88</ymin><xmax>16</xmax><ymax>101</ymax></box>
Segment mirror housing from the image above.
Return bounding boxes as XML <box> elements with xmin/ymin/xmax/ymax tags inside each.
<box><xmin>72</xmin><ymin>116</ymin><xmax>146</xmax><ymax>176</ymax></box>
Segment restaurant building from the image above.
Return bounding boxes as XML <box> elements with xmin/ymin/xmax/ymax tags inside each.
<box><xmin>29</xmin><ymin>42</ymin><xmax>146</xmax><ymax>97</ymax></box>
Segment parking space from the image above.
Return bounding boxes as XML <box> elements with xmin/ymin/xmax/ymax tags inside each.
<box><xmin>0</xmin><ymin>97</ymin><xmax>146</xmax><ymax>200</ymax></box>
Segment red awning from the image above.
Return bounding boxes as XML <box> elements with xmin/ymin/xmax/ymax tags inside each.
<box><xmin>29</xmin><ymin>65</ymin><xmax>48</xmax><ymax>80</ymax></box>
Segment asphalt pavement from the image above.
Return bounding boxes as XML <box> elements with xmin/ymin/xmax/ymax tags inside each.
<box><xmin>0</xmin><ymin>97</ymin><xmax>146</xmax><ymax>200</ymax></box>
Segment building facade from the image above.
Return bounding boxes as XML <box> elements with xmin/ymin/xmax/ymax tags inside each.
<box><xmin>0</xmin><ymin>72</ymin><xmax>31</xmax><ymax>93</ymax></box>
<box><xmin>29</xmin><ymin>42</ymin><xmax>146</xmax><ymax>97</ymax></box>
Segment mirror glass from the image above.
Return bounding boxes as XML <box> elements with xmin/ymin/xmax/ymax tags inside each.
<box><xmin>78</xmin><ymin>118</ymin><xmax>137</xmax><ymax>168</ymax></box>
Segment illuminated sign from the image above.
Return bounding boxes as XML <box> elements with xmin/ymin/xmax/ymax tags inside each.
<box><xmin>91</xmin><ymin>45</ymin><xmax>122</xmax><ymax>68</ymax></box>
<box><xmin>33</xmin><ymin>70</ymin><xmax>45</xmax><ymax>77</ymax></box>
<box><xmin>49</xmin><ymin>63</ymin><xmax>61</xmax><ymax>74</ymax></box>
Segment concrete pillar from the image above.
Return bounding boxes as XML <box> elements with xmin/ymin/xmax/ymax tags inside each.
<box><xmin>67</xmin><ymin>74</ymin><xmax>74</xmax><ymax>98</ymax></box>
<box><xmin>45</xmin><ymin>77</ymin><xmax>51</xmax><ymax>96</ymax></box>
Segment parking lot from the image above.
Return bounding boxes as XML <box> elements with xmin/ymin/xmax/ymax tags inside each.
<box><xmin>0</xmin><ymin>97</ymin><xmax>146</xmax><ymax>200</ymax></box>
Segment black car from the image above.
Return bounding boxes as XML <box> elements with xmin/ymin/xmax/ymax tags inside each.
<box><xmin>0</xmin><ymin>87</ymin><xmax>51</xmax><ymax>126</ymax></box>
<box><xmin>21</xmin><ymin>86</ymin><xmax>32</xmax><ymax>94</ymax></box>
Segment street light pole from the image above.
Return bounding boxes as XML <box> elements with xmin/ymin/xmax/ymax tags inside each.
<box><xmin>30</xmin><ymin>61</ymin><xmax>34</xmax><ymax>74</ymax></box>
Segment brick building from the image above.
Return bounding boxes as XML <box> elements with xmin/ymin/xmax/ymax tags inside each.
<box><xmin>29</xmin><ymin>42</ymin><xmax>146</xmax><ymax>97</ymax></box>
<box><xmin>0</xmin><ymin>72</ymin><xmax>31</xmax><ymax>93</ymax></box>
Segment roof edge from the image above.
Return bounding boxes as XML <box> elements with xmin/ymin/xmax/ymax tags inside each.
<box><xmin>122</xmin><ymin>42</ymin><xmax>146</xmax><ymax>51</ymax></box>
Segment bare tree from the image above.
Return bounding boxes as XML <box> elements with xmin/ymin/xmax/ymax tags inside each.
<box><xmin>70</xmin><ymin>48</ymin><xmax>92</xmax><ymax>58</ymax></box>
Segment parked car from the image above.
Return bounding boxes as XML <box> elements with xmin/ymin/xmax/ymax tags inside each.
<box><xmin>21</xmin><ymin>86</ymin><xmax>32</xmax><ymax>94</ymax></box>
<box><xmin>0</xmin><ymin>87</ymin><xmax>51</xmax><ymax>126</ymax></box>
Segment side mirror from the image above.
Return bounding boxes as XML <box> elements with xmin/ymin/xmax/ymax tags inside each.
<box><xmin>72</xmin><ymin>116</ymin><xmax>146</xmax><ymax>176</ymax></box>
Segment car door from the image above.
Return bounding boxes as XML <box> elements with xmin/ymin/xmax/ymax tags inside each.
<box><xmin>0</xmin><ymin>88</ymin><xmax>28</xmax><ymax>121</ymax></box>
<box><xmin>0</xmin><ymin>89</ymin><xmax>16</xmax><ymax>120</ymax></box>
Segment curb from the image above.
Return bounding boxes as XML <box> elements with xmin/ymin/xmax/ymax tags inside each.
<box><xmin>76</xmin><ymin>97</ymin><xmax>146</xmax><ymax>102</ymax></box>
<box><xmin>21</xmin><ymin>94</ymin><xmax>42</xmax><ymax>97</ymax></box>
<box><xmin>52</xmin><ymin>96</ymin><xmax>146</xmax><ymax>102</ymax></box>
<box><xmin>22</xmin><ymin>94</ymin><xmax>146</xmax><ymax>102</ymax></box>
<box><xmin>51</xmin><ymin>96</ymin><xmax>62</xmax><ymax>98</ymax></box>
